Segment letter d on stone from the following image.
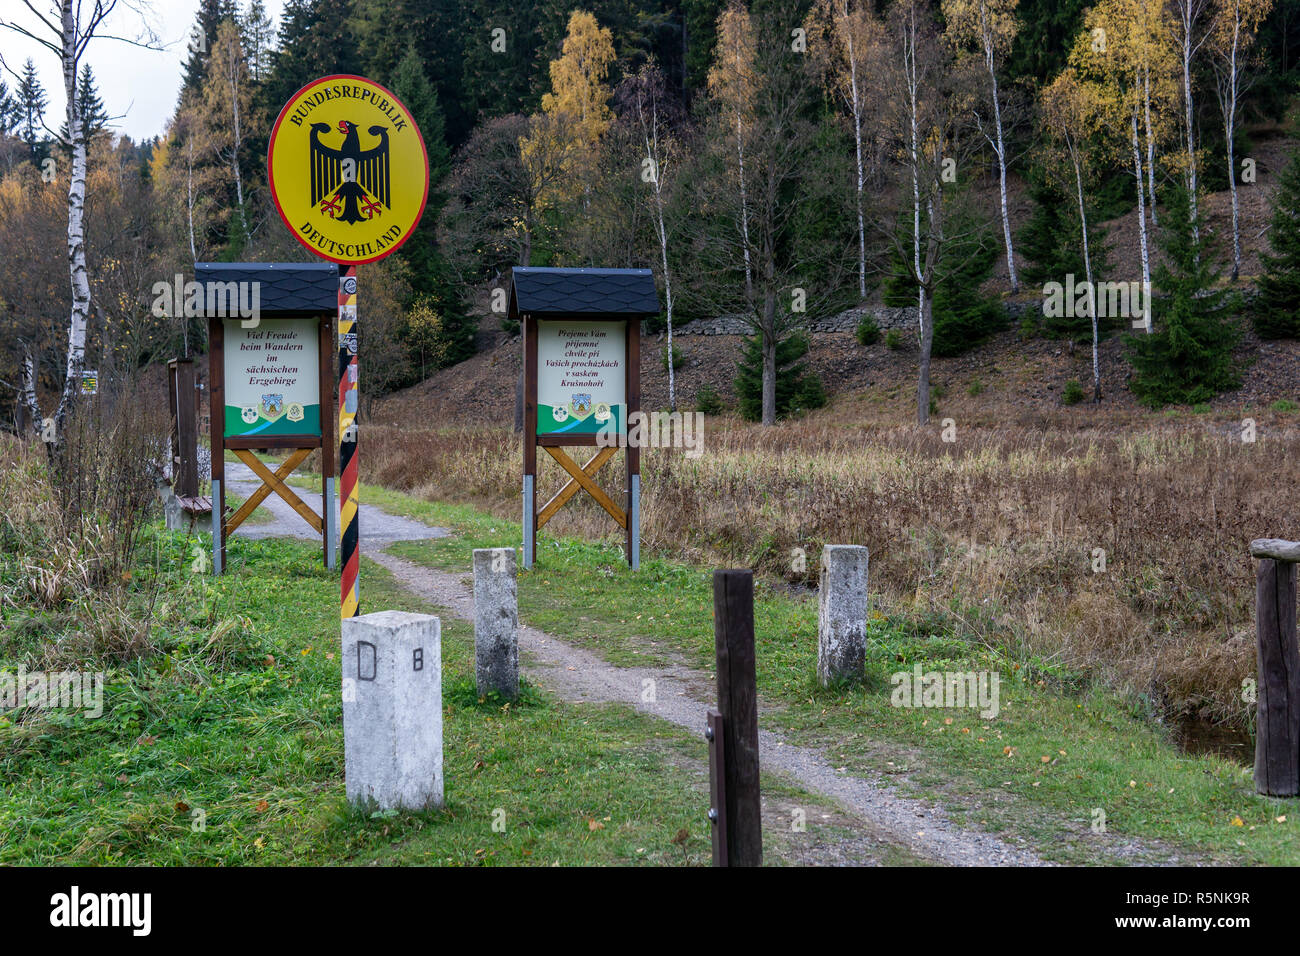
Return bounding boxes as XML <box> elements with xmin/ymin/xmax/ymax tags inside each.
<box><xmin>342</xmin><ymin>611</ymin><xmax>443</xmax><ymax>810</ymax></box>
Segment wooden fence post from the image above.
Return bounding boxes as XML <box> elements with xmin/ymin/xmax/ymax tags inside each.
<box><xmin>711</xmin><ymin>569</ymin><xmax>762</xmax><ymax>866</ymax></box>
<box><xmin>1250</xmin><ymin>539</ymin><xmax>1300</xmax><ymax>797</ymax></box>
<box><xmin>168</xmin><ymin>358</ymin><xmax>199</xmax><ymax>498</ymax></box>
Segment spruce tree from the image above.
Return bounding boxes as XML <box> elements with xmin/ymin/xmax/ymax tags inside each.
<box><xmin>181</xmin><ymin>0</ymin><xmax>238</xmax><ymax>101</ymax></box>
<box><xmin>0</xmin><ymin>81</ymin><xmax>16</xmax><ymax>137</ymax></box>
<box><xmin>16</xmin><ymin>59</ymin><xmax>47</xmax><ymax>160</ymax></box>
<box><xmin>734</xmin><ymin>330</ymin><xmax>826</xmax><ymax>422</ymax></box>
<box><xmin>883</xmin><ymin>200</ymin><xmax>1007</xmax><ymax>358</ymax></box>
<box><xmin>60</xmin><ymin>65</ymin><xmax>108</xmax><ymax>148</ymax></box>
<box><xmin>1253</xmin><ymin>148</ymin><xmax>1300</xmax><ymax>339</ymax></box>
<box><xmin>1017</xmin><ymin>174</ymin><xmax>1111</xmax><ymax>341</ymax></box>
<box><xmin>1126</xmin><ymin>184</ymin><xmax>1241</xmax><ymax>407</ymax></box>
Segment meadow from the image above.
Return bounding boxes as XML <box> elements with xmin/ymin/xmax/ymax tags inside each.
<box><xmin>360</xmin><ymin>407</ymin><xmax>1300</xmax><ymax>731</ymax></box>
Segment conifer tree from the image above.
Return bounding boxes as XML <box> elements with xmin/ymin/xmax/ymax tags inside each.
<box><xmin>1253</xmin><ymin>148</ymin><xmax>1300</xmax><ymax>338</ymax></box>
<box><xmin>15</xmin><ymin>59</ymin><xmax>47</xmax><ymax>159</ymax></box>
<box><xmin>1127</xmin><ymin>184</ymin><xmax>1240</xmax><ymax>406</ymax></box>
<box><xmin>734</xmin><ymin>331</ymin><xmax>826</xmax><ymax>422</ymax></box>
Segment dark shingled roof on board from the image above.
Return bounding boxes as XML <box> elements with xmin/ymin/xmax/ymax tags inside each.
<box><xmin>195</xmin><ymin>262</ymin><xmax>339</xmax><ymax>316</ymax></box>
<box><xmin>509</xmin><ymin>266</ymin><xmax>660</xmax><ymax>317</ymax></box>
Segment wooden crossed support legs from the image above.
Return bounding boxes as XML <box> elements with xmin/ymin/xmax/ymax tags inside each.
<box><xmin>537</xmin><ymin>446</ymin><xmax>624</xmax><ymax>530</ymax></box>
<box><xmin>226</xmin><ymin>449</ymin><xmax>323</xmax><ymax>536</ymax></box>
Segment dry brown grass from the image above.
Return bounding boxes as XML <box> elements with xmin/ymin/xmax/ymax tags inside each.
<box><xmin>362</xmin><ymin>413</ymin><xmax>1300</xmax><ymax>726</ymax></box>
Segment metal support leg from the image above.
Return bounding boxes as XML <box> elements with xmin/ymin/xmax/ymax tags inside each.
<box><xmin>522</xmin><ymin>474</ymin><xmax>534</xmax><ymax>570</ymax></box>
<box><xmin>211</xmin><ymin>478</ymin><xmax>223</xmax><ymax>576</ymax></box>
<box><xmin>325</xmin><ymin>476</ymin><xmax>337</xmax><ymax>570</ymax></box>
<box><xmin>629</xmin><ymin>473</ymin><xmax>640</xmax><ymax>571</ymax></box>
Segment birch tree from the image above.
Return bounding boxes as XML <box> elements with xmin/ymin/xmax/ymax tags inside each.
<box><xmin>1211</xmin><ymin>0</ymin><xmax>1273</xmax><ymax>279</ymax></box>
<box><xmin>1042</xmin><ymin>70</ymin><xmax>1105</xmax><ymax>400</ymax></box>
<box><xmin>689</xmin><ymin>1</ymin><xmax>856</xmax><ymax>426</ymax></box>
<box><xmin>1072</xmin><ymin>0</ymin><xmax>1156</xmax><ymax>327</ymax></box>
<box><xmin>707</xmin><ymin>0</ymin><xmax>759</xmax><ymax>300</ymax></box>
<box><xmin>1135</xmin><ymin>0</ymin><xmax>1178</xmax><ymax>227</ymax></box>
<box><xmin>621</xmin><ymin>63</ymin><xmax>682</xmax><ymax>410</ymax></box>
<box><xmin>942</xmin><ymin>0</ymin><xmax>1021</xmax><ymax>293</ymax></box>
<box><xmin>0</xmin><ymin>1</ymin><xmax>160</xmax><ymax>447</ymax></box>
<box><xmin>807</xmin><ymin>0</ymin><xmax>885</xmax><ymax>300</ymax></box>
<box><xmin>201</xmin><ymin>20</ymin><xmax>252</xmax><ymax>249</ymax></box>
<box><xmin>1169</xmin><ymin>0</ymin><xmax>1216</xmax><ymax>241</ymax></box>
<box><xmin>887</xmin><ymin>0</ymin><xmax>982</xmax><ymax>422</ymax></box>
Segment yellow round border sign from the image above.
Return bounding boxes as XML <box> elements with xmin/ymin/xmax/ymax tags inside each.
<box><xmin>268</xmin><ymin>74</ymin><xmax>428</xmax><ymax>264</ymax></box>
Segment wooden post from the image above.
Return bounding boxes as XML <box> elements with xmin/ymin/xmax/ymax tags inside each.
<box><xmin>169</xmin><ymin>358</ymin><xmax>199</xmax><ymax>498</ymax></box>
<box><xmin>319</xmin><ymin>311</ymin><xmax>336</xmax><ymax>570</ymax></box>
<box><xmin>712</xmin><ymin>569</ymin><xmax>761</xmax><ymax>866</ymax></box>
<box><xmin>625</xmin><ymin>316</ymin><xmax>640</xmax><ymax>569</ymax></box>
<box><xmin>208</xmin><ymin>316</ymin><xmax>226</xmax><ymax>574</ymax></box>
<box><xmin>522</xmin><ymin>313</ymin><xmax>537</xmax><ymax>569</ymax></box>
<box><xmin>1251</xmin><ymin>538</ymin><xmax>1300</xmax><ymax>797</ymax></box>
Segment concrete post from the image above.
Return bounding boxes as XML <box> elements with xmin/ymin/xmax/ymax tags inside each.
<box><xmin>473</xmin><ymin>548</ymin><xmax>519</xmax><ymax>700</ymax></box>
<box><xmin>817</xmin><ymin>545</ymin><xmax>869</xmax><ymax>686</ymax></box>
<box><xmin>341</xmin><ymin>611</ymin><xmax>443</xmax><ymax>810</ymax></box>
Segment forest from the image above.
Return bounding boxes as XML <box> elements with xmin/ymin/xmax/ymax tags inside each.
<box><xmin>1</xmin><ymin>0</ymin><xmax>1299</xmax><ymax>432</ymax></box>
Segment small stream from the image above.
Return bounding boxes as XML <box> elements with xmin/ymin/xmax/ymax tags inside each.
<box><xmin>1174</xmin><ymin>717</ymin><xmax>1254</xmax><ymax>765</ymax></box>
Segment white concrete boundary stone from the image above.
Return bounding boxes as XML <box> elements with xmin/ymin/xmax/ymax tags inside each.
<box><xmin>473</xmin><ymin>548</ymin><xmax>519</xmax><ymax>700</ymax></box>
<box><xmin>817</xmin><ymin>545</ymin><xmax>869</xmax><ymax>686</ymax></box>
<box><xmin>341</xmin><ymin>611</ymin><xmax>444</xmax><ymax>810</ymax></box>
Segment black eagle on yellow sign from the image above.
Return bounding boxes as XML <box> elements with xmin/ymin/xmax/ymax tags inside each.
<box><xmin>309</xmin><ymin>120</ymin><xmax>391</xmax><ymax>224</ymax></box>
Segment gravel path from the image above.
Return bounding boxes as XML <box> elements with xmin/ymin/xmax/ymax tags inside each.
<box><xmin>227</xmin><ymin>473</ymin><xmax>1053</xmax><ymax>865</ymax></box>
<box><xmin>223</xmin><ymin>462</ymin><xmax>451</xmax><ymax>544</ymax></box>
<box><xmin>369</xmin><ymin>551</ymin><xmax>1049</xmax><ymax>867</ymax></box>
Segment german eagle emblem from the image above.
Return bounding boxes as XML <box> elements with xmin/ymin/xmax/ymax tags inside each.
<box><xmin>310</xmin><ymin>120</ymin><xmax>391</xmax><ymax>224</ymax></box>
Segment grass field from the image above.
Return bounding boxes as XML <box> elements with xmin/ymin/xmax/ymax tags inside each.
<box><xmin>0</xmin><ymin>532</ymin><xmax>722</xmax><ymax>865</ymax></box>
<box><xmin>326</xmin><ymin>476</ymin><xmax>1298</xmax><ymax>865</ymax></box>
<box><xmin>356</xmin><ymin>411</ymin><xmax>1300</xmax><ymax>730</ymax></box>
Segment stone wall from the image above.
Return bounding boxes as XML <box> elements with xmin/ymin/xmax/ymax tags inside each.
<box><xmin>673</xmin><ymin>300</ymin><xmax>1042</xmax><ymax>337</ymax></box>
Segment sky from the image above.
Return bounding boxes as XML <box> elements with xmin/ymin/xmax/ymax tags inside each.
<box><xmin>0</xmin><ymin>0</ymin><xmax>288</xmax><ymax>144</ymax></box>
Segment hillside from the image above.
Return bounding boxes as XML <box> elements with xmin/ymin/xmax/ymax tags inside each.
<box><xmin>378</xmin><ymin>131</ymin><xmax>1300</xmax><ymax>430</ymax></box>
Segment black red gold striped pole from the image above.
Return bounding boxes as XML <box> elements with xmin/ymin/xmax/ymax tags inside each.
<box><xmin>338</xmin><ymin>266</ymin><xmax>359</xmax><ymax>619</ymax></box>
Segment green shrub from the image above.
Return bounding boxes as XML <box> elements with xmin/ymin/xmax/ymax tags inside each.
<box><xmin>696</xmin><ymin>384</ymin><xmax>723</xmax><ymax>416</ymax></box>
<box><xmin>1062</xmin><ymin>379</ymin><xmax>1085</xmax><ymax>405</ymax></box>
<box><xmin>1271</xmin><ymin>398</ymin><xmax>1299</xmax><ymax>412</ymax></box>
<box><xmin>855</xmin><ymin>314</ymin><xmax>881</xmax><ymax>346</ymax></box>
<box><xmin>967</xmin><ymin>378</ymin><xmax>984</xmax><ymax>397</ymax></box>
<box><xmin>662</xmin><ymin>344</ymin><xmax>684</xmax><ymax>372</ymax></box>
<box><xmin>885</xmin><ymin>329</ymin><xmax>904</xmax><ymax>350</ymax></box>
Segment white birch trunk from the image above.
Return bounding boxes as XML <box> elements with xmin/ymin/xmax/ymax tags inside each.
<box><xmin>641</xmin><ymin>96</ymin><xmax>677</xmax><ymax>411</ymax></box>
<box><xmin>1142</xmin><ymin>64</ymin><xmax>1159</xmax><ymax>226</ymax></box>
<box><xmin>980</xmin><ymin>0</ymin><xmax>1017</xmax><ymax>293</ymax></box>
<box><xmin>1180</xmin><ymin>2</ymin><xmax>1201</xmax><ymax>240</ymax></box>
<box><xmin>844</xmin><ymin>6</ymin><xmax>867</xmax><ymax>299</ymax></box>
<box><xmin>1069</xmin><ymin>138</ymin><xmax>1100</xmax><ymax>401</ymax></box>
<box><xmin>56</xmin><ymin>0</ymin><xmax>90</xmax><ymax>438</ymax></box>
<box><xmin>1225</xmin><ymin>16</ymin><xmax>1242</xmax><ymax>279</ymax></box>
<box><xmin>736</xmin><ymin>111</ymin><xmax>753</xmax><ymax>300</ymax></box>
<box><xmin>1131</xmin><ymin>109</ymin><xmax>1153</xmax><ymax>332</ymax></box>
